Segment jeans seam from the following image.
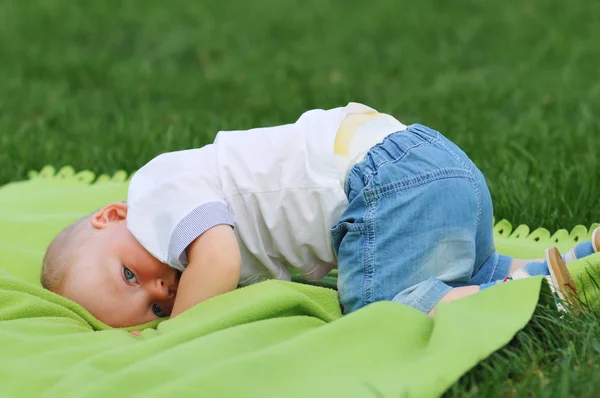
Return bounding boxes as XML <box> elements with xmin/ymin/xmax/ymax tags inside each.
<box><xmin>437</xmin><ymin>136</ymin><xmax>471</xmax><ymax>173</ymax></box>
<box><xmin>486</xmin><ymin>253</ymin><xmax>500</xmax><ymax>283</ymax></box>
<box><xmin>409</xmin><ymin>279</ymin><xmax>451</xmax><ymax>312</ymax></box>
<box><xmin>362</xmin><ymin>193</ymin><xmax>377</xmax><ymax>306</ymax></box>
<box><xmin>471</xmin><ymin>174</ymin><xmax>482</xmax><ymax>238</ymax></box>
<box><xmin>365</xmin><ymin>168</ymin><xmax>474</xmax><ymax>202</ymax></box>
<box><xmin>333</xmin><ymin>221</ymin><xmax>368</xmax><ymax>234</ymax></box>
<box><xmin>410</xmin><ymin>281</ymin><xmax>438</xmax><ymax>308</ymax></box>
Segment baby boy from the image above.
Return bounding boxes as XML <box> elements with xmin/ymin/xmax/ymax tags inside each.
<box><xmin>42</xmin><ymin>103</ymin><xmax>592</xmax><ymax>327</ymax></box>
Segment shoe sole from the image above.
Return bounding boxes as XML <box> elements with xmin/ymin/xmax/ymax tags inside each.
<box><xmin>546</xmin><ymin>247</ymin><xmax>579</xmax><ymax>307</ymax></box>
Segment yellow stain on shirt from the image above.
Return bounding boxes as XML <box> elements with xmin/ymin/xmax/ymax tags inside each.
<box><xmin>334</xmin><ymin>112</ymin><xmax>381</xmax><ymax>155</ymax></box>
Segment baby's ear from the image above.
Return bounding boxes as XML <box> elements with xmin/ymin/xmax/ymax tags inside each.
<box><xmin>91</xmin><ymin>202</ymin><xmax>128</xmax><ymax>229</ymax></box>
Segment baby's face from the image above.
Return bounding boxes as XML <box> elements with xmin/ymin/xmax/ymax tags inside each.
<box><xmin>62</xmin><ymin>203</ymin><xmax>179</xmax><ymax>328</ymax></box>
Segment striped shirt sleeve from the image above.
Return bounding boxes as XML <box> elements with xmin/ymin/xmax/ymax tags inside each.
<box><xmin>167</xmin><ymin>202</ymin><xmax>235</xmax><ymax>269</ymax></box>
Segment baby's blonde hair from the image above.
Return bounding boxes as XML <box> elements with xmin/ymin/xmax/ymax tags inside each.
<box><xmin>41</xmin><ymin>215</ymin><xmax>92</xmax><ymax>293</ymax></box>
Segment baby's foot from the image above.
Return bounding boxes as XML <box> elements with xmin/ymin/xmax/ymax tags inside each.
<box><xmin>511</xmin><ymin>247</ymin><xmax>581</xmax><ymax>312</ymax></box>
<box><xmin>564</xmin><ymin>226</ymin><xmax>600</xmax><ymax>263</ymax></box>
<box><xmin>516</xmin><ymin>227</ymin><xmax>600</xmax><ymax>278</ymax></box>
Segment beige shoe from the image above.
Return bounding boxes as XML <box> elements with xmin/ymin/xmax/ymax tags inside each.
<box><xmin>546</xmin><ymin>247</ymin><xmax>579</xmax><ymax>308</ymax></box>
<box><xmin>593</xmin><ymin>227</ymin><xmax>600</xmax><ymax>253</ymax></box>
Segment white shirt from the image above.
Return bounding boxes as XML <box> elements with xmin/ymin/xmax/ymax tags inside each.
<box><xmin>127</xmin><ymin>103</ymin><xmax>406</xmax><ymax>285</ymax></box>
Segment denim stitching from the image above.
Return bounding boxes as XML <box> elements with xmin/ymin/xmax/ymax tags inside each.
<box><xmin>436</xmin><ymin>135</ymin><xmax>472</xmax><ymax>173</ymax></box>
<box><xmin>362</xmin><ymin>190</ymin><xmax>377</xmax><ymax>306</ymax></box>
<box><xmin>371</xmin><ymin>167</ymin><xmax>474</xmax><ymax>200</ymax></box>
<box><xmin>334</xmin><ymin>220</ymin><xmax>368</xmax><ymax>233</ymax></box>
<box><xmin>470</xmin><ymin>172</ymin><xmax>482</xmax><ymax>240</ymax></box>
<box><xmin>410</xmin><ymin>281</ymin><xmax>438</xmax><ymax>308</ymax></box>
<box><xmin>410</xmin><ymin>279</ymin><xmax>451</xmax><ymax>312</ymax></box>
<box><xmin>486</xmin><ymin>253</ymin><xmax>500</xmax><ymax>283</ymax></box>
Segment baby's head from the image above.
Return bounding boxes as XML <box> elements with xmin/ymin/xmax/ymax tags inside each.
<box><xmin>42</xmin><ymin>202</ymin><xmax>179</xmax><ymax>327</ymax></box>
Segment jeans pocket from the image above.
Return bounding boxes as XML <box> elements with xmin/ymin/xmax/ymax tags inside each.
<box><xmin>330</xmin><ymin>221</ymin><xmax>366</xmax><ymax>257</ymax></box>
<box><xmin>330</xmin><ymin>221</ymin><xmax>351</xmax><ymax>255</ymax></box>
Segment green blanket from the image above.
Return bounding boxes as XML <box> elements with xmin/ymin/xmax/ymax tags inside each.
<box><xmin>0</xmin><ymin>166</ymin><xmax>597</xmax><ymax>397</ymax></box>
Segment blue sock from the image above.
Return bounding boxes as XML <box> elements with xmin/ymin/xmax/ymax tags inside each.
<box><xmin>571</xmin><ymin>241</ymin><xmax>595</xmax><ymax>259</ymax></box>
<box><xmin>523</xmin><ymin>260</ymin><xmax>551</xmax><ymax>276</ymax></box>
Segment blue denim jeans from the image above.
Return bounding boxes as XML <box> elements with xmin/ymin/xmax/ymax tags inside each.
<box><xmin>331</xmin><ymin>124</ymin><xmax>513</xmax><ymax>314</ymax></box>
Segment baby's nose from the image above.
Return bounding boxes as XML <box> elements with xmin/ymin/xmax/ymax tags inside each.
<box><xmin>150</xmin><ymin>278</ymin><xmax>173</xmax><ymax>300</ymax></box>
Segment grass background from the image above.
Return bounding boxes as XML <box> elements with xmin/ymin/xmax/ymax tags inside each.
<box><xmin>1</xmin><ymin>0</ymin><xmax>600</xmax><ymax>395</ymax></box>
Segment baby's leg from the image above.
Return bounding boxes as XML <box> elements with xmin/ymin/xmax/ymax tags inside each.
<box><xmin>332</xmin><ymin>125</ymin><xmax>512</xmax><ymax>315</ymax></box>
<box><xmin>428</xmin><ymin>285</ymin><xmax>481</xmax><ymax>315</ymax></box>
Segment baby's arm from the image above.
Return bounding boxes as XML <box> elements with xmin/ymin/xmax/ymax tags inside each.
<box><xmin>170</xmin><ymin>224</ymin><xmax>241</xmax><ymax>317</ymax></box>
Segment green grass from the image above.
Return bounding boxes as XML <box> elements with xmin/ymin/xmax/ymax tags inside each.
<box><xmin>447</xmin><ymin>302</ymin><xmax>600</xmax><ymax>397</ymax></box>
<box><xmin>1</xmin><ymin>0</ymin><xmax>600</xmax><ymax>395</ymax></box>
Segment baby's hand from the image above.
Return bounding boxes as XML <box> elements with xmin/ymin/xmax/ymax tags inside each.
<box><xmin>130</xmin><ymin>330</ymin><xmax>142</xmax><ymax>337</ymax></box>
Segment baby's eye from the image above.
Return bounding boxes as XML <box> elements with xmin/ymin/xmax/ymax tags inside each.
<box><xmin>123</xmin><ymin>267</ymin><xmax>138</xmax><ymax>284</ymax></box>
<box><xmin>152</xmin><ymin>303</ymin><xmax>168</xmax><ymax>318</ymax></box>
